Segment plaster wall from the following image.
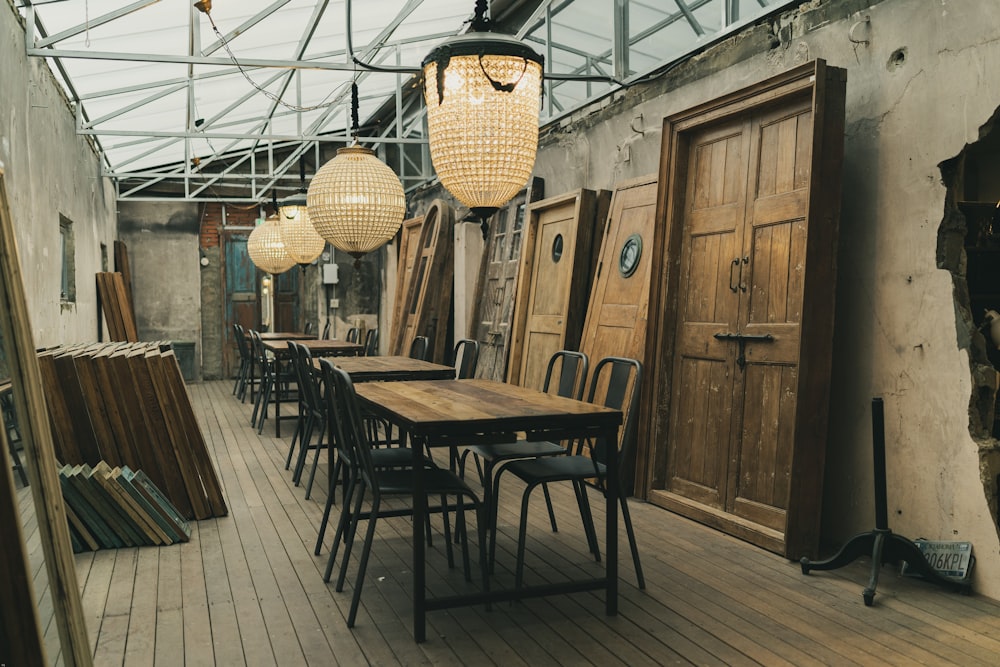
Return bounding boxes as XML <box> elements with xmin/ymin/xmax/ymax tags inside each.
<box><xmin>0</xmin><ymin>1</ymin><xmax>117</xmax><ymax>347</ymax></box>
<box><xmin>416</xmin><ymin>0</ymin><xmax>1000</xmax><ymax>598</ymax></box>
<box><xmin>117</xmin><ymin>201</ymin><xmax>202</xmax><ymax>377</ymax></box>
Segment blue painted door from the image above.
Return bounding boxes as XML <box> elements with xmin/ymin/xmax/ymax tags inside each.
<box><xmin>224</xmin><ymin>232</ymin><xmax>257</xmax><ymax>377</ymax></box>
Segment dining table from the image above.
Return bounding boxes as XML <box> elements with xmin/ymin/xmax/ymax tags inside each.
<box><xmin>312</xmin><ymin>355</ymin><xmax>455</xmax><ymax>383</ymax></box>
<box><xmin>352</xmin><ymin>378</ymin><xmax>623</xmax><ymax>642</ymax></box>
<box><xmin>256</xmin><ymin>331</ymin><xmax>317</xmax><ymax>341</ymax></box>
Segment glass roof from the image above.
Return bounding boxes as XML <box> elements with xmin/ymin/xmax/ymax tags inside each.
<box><xmin>16</xmin><ymin>0</ymin><xmax>795</xmax><ymax>201</ymax></box>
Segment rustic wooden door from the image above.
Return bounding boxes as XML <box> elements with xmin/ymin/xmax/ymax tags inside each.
<box><xmin>469</xmin><ymin>180</ymin><xmax>544</xmax><ymax>381</ymax></box>
<box><xmin>389</xmin><ymin>215</ymin><xmax>423</xmax><ymax>355</ymax></box>
<box><xmin>273</xmin><ymin>268</ymin><xmax>299</xmax><ymax>332</ymax></box>
<box><xmin>648</xmin><ymin>61</ymin><xmax>846</xmax><ymax>559</ymax></box>
<box><xmin>507</xmin><ymin>189</ymin><xmax>607</xmax><ymax>391</ymax></box>
<box><xmin>223</xmin><ymin>231</ymin><xmax>257</xmax><ymax>378</ymax></box>
<box><xmin>399</xmin><ymin>200</ymin><xmax>454</xmax><ymax>363</ymax></box>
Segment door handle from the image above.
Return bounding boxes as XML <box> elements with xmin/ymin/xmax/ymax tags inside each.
<box><xmin>739</xmin><ymin>255</ymin><xmax>749</xmax><ymax>293</ymax></box>
<box><xmin>713</xmin><ymin>332</ymin><xmax>775</xmax><ymax>369</ymax></box>
<box><xmin>729</xmin><ymin>258</ymin><xmax>740</xmax><ymax>292</ymax></box>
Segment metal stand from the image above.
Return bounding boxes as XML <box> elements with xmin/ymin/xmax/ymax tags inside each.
<box><xmin>800</xmin><ymin>397</ymin><xmax>971</xmax><ymax>605</ymax></box>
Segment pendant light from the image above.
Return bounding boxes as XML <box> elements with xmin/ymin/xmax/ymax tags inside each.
<box><xmin>278</xmin><ymin>194</ymin><xmax>326</xmax><ymax>267</ymax></box>
<box><xmin>307</xmin><ymin>83</ymin><xmax>406</xmax><ymax>261</ymax></box>
<box><xmin>247</xmin><ymin>214</ymin><xmax>295</xmax><ymax>274</ymax></box>
<box><xmin>421</xmin><ymin>0</ymin><xmax>543</xmax><ymax>234</ymax></box>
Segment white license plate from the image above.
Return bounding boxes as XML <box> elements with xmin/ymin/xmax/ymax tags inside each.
<box><xmin>907</xmin><ymin>540</ymin><xmax>974</xmax><ymax>580</ymax></box>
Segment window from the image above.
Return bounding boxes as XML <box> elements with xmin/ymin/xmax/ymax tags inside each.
<box><xmin>59</xmin><ymin>215</ymin><xmax>75</xmax><ymax>302</ymax></box>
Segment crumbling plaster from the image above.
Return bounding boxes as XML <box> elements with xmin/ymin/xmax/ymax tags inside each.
<box><xmin>423</xmin><ymin>0</ymin><xmax>1000</xmax><ymax>598</ymax></box>
<box><xmin>0</xmin><ymin>0</ymin><xmax>117</xmax><ymax>347</ymax></box>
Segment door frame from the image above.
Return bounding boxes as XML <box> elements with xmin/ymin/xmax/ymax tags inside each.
<box><xmin>642</xmin><ymin>60</ymin><xmax>846</xmax><ymax>559</ymax></box>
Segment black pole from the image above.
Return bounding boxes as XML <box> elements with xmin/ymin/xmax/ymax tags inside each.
<box><xmin>871</xmin><ymin>397</ymin><xmax>888</xmax><ymax>531</ymax></box>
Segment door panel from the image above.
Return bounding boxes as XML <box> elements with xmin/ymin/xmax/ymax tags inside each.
<box><xmin>223</xmin><ymin>233</ymin><xmax>256</xmax><ymax>377</ymax></box>
<box><xmin>648</xmin><ymin>60</ymin><xmax>846</xmax><ymax>559</ymax></box>
<box><xmin>273</xmin><ymin>269</ymin><xmax>298</xmax><ymax>332</ymax></box>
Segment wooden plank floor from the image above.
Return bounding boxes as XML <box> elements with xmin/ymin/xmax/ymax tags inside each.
<box><xmin>18</xmin><ymin>380</ymin><xmax>1000</xmax><ymax>665</ymax></box>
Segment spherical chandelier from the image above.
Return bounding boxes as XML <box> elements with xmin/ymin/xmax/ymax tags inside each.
<box><xmin>422</xmin><ymin>0</ymin><xmax>543</xmax><ymax>234</ymax></box>
<box><xmin>307</xmin><ymin>84</ymin><xmax>406</xmax><ymax>260</ymax></box>
<box><xmin>278</xmin><ymin>195</ymin><xmax>326</xmax><ymax>267</ymax></box>
<box><xmin>247</xmin><ymin>214</ymin><xmax>295</xmax><ymax>274</ymax></box>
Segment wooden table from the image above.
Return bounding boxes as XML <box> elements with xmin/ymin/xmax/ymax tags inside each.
<box><xmin>353</xmin><ymin>378</ymin><xmax>622</xmax><ymax>642</ymax></box>
<box><xmin>261</xmin><ymin>339</ymin><xmax>364</xmax><ymax>436</ymax></box>
<box><xmin>312</xmin><ymin>355</ymin><xmax>455</xmax><ymax>383</ymax></box>
<box><xmin>257</xmin><ymin>331</ymin><xmax>317</xmax><ymax>341</ymax></box>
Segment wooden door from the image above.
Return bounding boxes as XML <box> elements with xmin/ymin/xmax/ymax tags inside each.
<box><xmin>273</xmin><ymin>268</ymin><xmax>299</xmax><ymax>332</ymax></box>
<box><xmin>470</xmin><ymin>178</ymin><xmax>544</xmax><ymax>381</ymax></box>
<box><xmin>507</xmin><ymin>189</ymin><xmax>608</xmax><ymax>390</ymax></box>
<box><xmin>398</xmin><ymin>200</ymin><xmax>454</xmax><ymax>363</ymax></box>
<box><xmin>647</xmin><ymin>60</ymin><xmax>846</xmax><ymax>559</ymax></box>
<box><xmin>223</xmin><ymin>232</ymin><xmax>257</xmax><ymax>378</ymax></box>
<box><xmin>389</xmin><ymin>215</ymin><xmax>424</xmax><ymax>355</ymax></box>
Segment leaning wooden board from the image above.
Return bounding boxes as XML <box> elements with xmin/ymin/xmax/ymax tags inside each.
<box><xmin>389</xmin><ymin>215</ymin><xmax>424</xmax><ymax>356</ymax></box>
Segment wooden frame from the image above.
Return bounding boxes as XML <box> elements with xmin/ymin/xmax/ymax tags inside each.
<box><xmin>642</xmin><ymin>60</ymin><xmax>846</xmax><ymax>559</ymax></box>
<box><xmin>388</xmin><ymin>215</ymin><xmax>424</xmax><ymax>355</ymax></box>
<box><xmin>0</xmin><ymin>168</ymin><xmax>92</xmax><ymax>664</ymax></box>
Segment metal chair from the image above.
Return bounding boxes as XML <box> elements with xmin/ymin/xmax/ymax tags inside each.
<box><xmin>321</xmin><ymin>319</ymin><xmax>332</xmax><ymax>340</ymax></box>
<box><xmin>452</xmin><ymin>339</ymin><xmax>479</xmax><ymax>379</ymax></box>
<box><xmin>286</xmin><ymin>341</ymin><xmax>328</xmax><ymax>499</ymax></box>
<box><xmin>233</xmin><ymin>323</ymin><xmax>257</xmax><ymax>402</ymax></box>
<box><xmin>408</xmin><ymin>335</ymin><xmax>430</xmax><ymax>361</ymax></box>
<box><xmin>460</xmin><ymin>350</ymin><xmax>588</xmax><ymax>569</ymax></box>
<box><xmin>249</xmin><ymin>330</ymin><xmax>297</xmax><ymax>434</ymax></box>
<box><xmin>304</xmin><ymin>321</ymin><xmax>315</xmax><ymax>335</ymax></box>
<box><xmin>363</xmin><ymin>328</ymin><xmax>379</xmax><ymax>356</ymax></box>
<box><xmin>345</xmin><ymin>327</ymin><xmax>360</xmax><ymax>343</ymax></box>
<box><xmin>317</xmin><ymin>363</ymin><xmax>489</xmax><ymax>628</ymax></box>
<box><xmin>493</xmin><ymin>356</ymin><xmax>645</xmax><ymax>589</ymax></box>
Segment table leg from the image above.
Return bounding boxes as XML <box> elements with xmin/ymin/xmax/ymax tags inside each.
<box><xmin>606</xmin><ymin>426</ymin><xmax>618</xmax><ymax>616</ymax></box>
<box><xmin>274</xmin><ymin>358</ymin><xmax>283</xmax><ymax>438</ymax></box>
<box><xmin>411</xmin><ymin>431</ymin><xmax>427</xmax><ymax>642</ymax></box>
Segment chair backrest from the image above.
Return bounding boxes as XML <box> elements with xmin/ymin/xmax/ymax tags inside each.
<box><xmin>543</xmin><ymin>350</ymin><xmax>589</xmax><ymax>399</ymax></box>
<box><xmin>233</xmin><ymin>324</ymin><xmax>250</xmax><ymax>361</ymax></box>
<box><xmin>452</xmin><ymin>339</ymin><xmax>479</xmax><ymax>379</ymax></box>
<box><xmin>304</xmin><ymin>321</ymin><xmax>314</xmax><ymax>335</ymax></box>
<box><xmin>321</xmin><ymin>319</ymin><xmax>332</xmax><ymax>340</ymax></box>
<box><xmin>582</xmin><ymin>356</ymin><xmax>642</xmax><ymax>486</ymax></box>
<box><xmin>408</xmin><ymin>335</ymin><xmax>430</xmax><ymax>361</ymax></box>
<box><xmin>345</xmin><ymin>327</ymin><xmax>360</xmax><ymax>343</ymax></box>
<box><xmin>324</xmin><ymin>363</ymin><xmax>380</xmax><ymax>493</ymax></box>
<box><xmin>290</xmin><ymin>341</ymin><xmax>323</xmax><ymax>413</ymax></box>
<box><xmin>364</xmin><ymin>328</ymin><xmax>379</xmax><ymax>356</ymax></box>
<box><xmin>319</xmin><ymin>358</ymin><xmax>353</xmax><ymax>469</ymax></box>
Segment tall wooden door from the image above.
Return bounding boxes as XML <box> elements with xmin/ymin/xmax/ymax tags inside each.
<box><xmin>389</xmin><ymin>215</ymin><xmax>424</xmax><ymax>355</ymax></box>
<box><xmin>399</xmin><ymin>200</ymin><xmax>454</xmax><ymax>363</ymax></box>
<box><xmin>470</xmin><ymin>178</ymin><xmax>544</xmax><ymax>381</ymax></box>
<box><xmin>507</xmin><ymin>189</ymin><xmax>608</xmax><ymax>390</ymax></box>
<box><xmin>648</xmin><ymin>61</ymin><xmax>846</xmax><ymax>559</ymax></box>
<box><xmin>273</xmin><ymin>268</ymin><xmax>299</xmax><ymax>332</ymax></box>
<box><xmin>223</xmin><ymin>232</ymin><xmax>257</xmax><ymax>378</ymax></box>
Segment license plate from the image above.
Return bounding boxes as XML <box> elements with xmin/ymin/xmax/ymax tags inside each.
<box><xmin>904</xmin><ymin>540</ymin><xmax>974</xmax><ymax>581</ymax></box>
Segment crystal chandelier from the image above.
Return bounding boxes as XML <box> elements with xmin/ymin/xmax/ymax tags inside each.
<box><xmin>278</xmin><ymin>195</ymin><xmax>326</xmax><ymax>267</ymax></box>
<box><xmin>247</xmin><ymin>214</ymin><xmax>295</xmax><ymax>274</ymax></box>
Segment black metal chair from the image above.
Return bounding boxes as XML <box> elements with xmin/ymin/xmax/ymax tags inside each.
<box><xmin>286</xmin><ymin>341</ymin><xmax>328</xmax><ymax>499</ymax></box>
<box><xmin>345</xmin><ymin>327</ymin><xmax>360</xmax><ymax>343</ymax></box>
<box><xmin>321</xmin><ymin>319</ymin><xmax>332</xmax><ymax>340</ymax></box>
<box><xmin>317</xmin><ymin>363</ymin><xmax>489</xmax><ymax>628</ymax></box>
<box><xmin>249</xmin><ymin>330</ymin><xmax>297</xmax><ymax>434</ymax></box>
<box><xmin>304</xmin><ymin>321</ymin><xmax>315</xmax><ymax>335</ymax></box>
<box><xmin>493</xmin><ymin>356</ymin><xmax>645</xmax><ymax>589</ymax></box>
<box><xmin>452</xmin><ymin>339</ymin><xmax>479</xmax><ymax>379</ymax></box>
<box><xmin>233</xmin><ymin>323</ymin><xmax>258</xmax><ymax>403</ymax></box>
<box><xmin>461</xmin><ymin>350</ymin><xmax>588</xmax><ymax>569</ymax></box>
<box><xmin>408</xmin><ymin>335</ymin><xmax>430</xmax><ymax>361</ymax></box>
<box><xmin>363</xmin><ymin>328</ymin><xmax>378</xmax><ymax>356</ymax></box>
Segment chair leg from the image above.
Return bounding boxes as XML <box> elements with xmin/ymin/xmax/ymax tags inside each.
<box><xmin>315</xmin><ymin>458</ymin><xmax>338</xmax><ymax>555</ymax></box>
<box><xmin>323</xmin><ymin>468</ymin><xmax>357</xmax><ymax>580</ymax></box>
<box><xmin>293</xmin><ymin>415</ymin><xmax>315</xmax><ymax>485</ymax></box>
<box><xmin>620</xmin><ymin>494</ymin><xmax>645</xmax><ymax>589</ymax></box>
<box><xmin>458</xmin><ymin>494</ymin><xmax>472</xmax><ymax>582</ymax></box>
<box><xmin>514</xmin><ymin>482</ymin><xmax>537</xmax><ymax>590</ymax></box>
<box><xmin>541</xmin><ymin>482</ymin><xmax>559</xmax><ymax>533</ymax></box>
<box><xmin>336</xmin><ymin>483</ymin><xmax>367</xmax><ymax>592</ymax></box>
<box><xmin>347</xmin><ymin>496</ymin><xmax>380</xmax><ymax>628</ymax></box>
<box><xmin>440</xmin><ymin>494</ymin><xmax>455</xmax><ymax>569</ymax></box>
<box><xmin>304</xmin><ymin>416</ymin><xmax>327</xmax><ymax>500</ymax></box>
<box><xmin>475</xmin><ymin>500</ymin><xmax>490</xmax><ymax>609</ymax></box>
<box><xmin>574</xmin><ymin>481</ymin><xmax>601</xmax><ymax>561</ymax></box>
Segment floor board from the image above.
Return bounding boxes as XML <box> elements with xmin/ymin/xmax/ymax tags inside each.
<box><xmin>15</xmin><ymin>380</ymin><xmax>1000</xmax><ymax>666</ymax></box>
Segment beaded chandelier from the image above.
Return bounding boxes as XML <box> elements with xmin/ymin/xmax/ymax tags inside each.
<box><xmin>422</xmin><ymin>0</ymin><xmax>543</xmax><ymax>232</ymax></box>
<box><xmin>278</xmin><ymin>196</ymin><xmax>325</xmax><ymax>266</ymax></box>
<box><xmin>247</xmin><ymin>214</ymin><xmax>295</xmax><ymax>274</ymax></box>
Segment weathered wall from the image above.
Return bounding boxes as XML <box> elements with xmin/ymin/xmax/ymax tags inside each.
<box><xmin>117</xmin><ymin>201</ymin><xmax>203</xmax><ymax>379</ymax></box>
<box><xmin>0</xmin><ymin>1</ymin><xmax>117</xmax><ymax>347</ymax></box>
<box><xmin>413</xmin><ymin>0</ymin><xmax>1000</xmax><ymax>599</ymax></box>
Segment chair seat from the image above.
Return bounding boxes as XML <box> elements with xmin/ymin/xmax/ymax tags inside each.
<box><xmin>375</xmin><ymin>467</ymin><xmax>477</xmax><ymax>497</ymax></box>
<box><xmin>371</xmin><ymin>446</ymin><xmax>428</xmax><ymax>469</ymax></box>
<box><xmin>465</xmin><ymin>439</ymin><xmax>565</xmax><ymax>462</ymax></box>
<box><xmin>504</xmin><ymin>455</ymin><xmax>605</xmax><ymax>485</ymax></box>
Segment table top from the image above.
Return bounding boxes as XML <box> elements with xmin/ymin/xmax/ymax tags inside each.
<box><xmin>313</xmin><ymin>355</ymin><xmax>455</xmax><ymax>383</ymax></box>
<box><xmin>262</xmin><ymin>338</ymin><xmax>363</xmax><ymax>357</ymax></box>
<box><xmin>354</xmin><ymin>378</ymin><xmax>621</xmax><ymax>443</ymax></box>
<box><xmin>257</xmin><ymin>331</ymin><xmax>317</xmax><ymax>341</ymax></box>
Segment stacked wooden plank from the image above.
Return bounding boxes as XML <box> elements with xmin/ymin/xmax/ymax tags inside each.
<box><xmin>59</xmin><ymin>462</ymin><xmax>191</xmax><ymax>552</ymax></box>
<box><xmin>38</xmin><ymin>342</ymin><xmax>227</xmax><ymax>520</ymax></box>
<box><xmin>96</xmin><ymin>271</ymin><xmax>138</xmax><ymax>341</ymax></box>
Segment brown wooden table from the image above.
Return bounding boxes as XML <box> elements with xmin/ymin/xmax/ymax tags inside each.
<box><xmin>353</xmin><ymin>378</ymin><xmax>622</xmax><ymax>642</ymax></box>
<box><xmin>257</xmin><ymin>331</ymin><xmax>317</xmax><ymax>341</ymax></box>
<box><xmin>312</xmin><ymin>355</ymin><xmax>455</xmax><ymax>383</ymax></box>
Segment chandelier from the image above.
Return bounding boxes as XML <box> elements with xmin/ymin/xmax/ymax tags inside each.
<box><xmin>247</xmin><ymin>214</ymin><xmax>295</xmax><ymax>274</ymax></box>
<box><xmin>421</xmin><ymin>0</ymin><xmax>543</xmax><ymax>233</ymax></box>
<box><xmin>278</xmin><ymin>195</ymin><xmax>326</xmax><ymax>267</ymax></box>
<box><xmin>307</xmin><ymin>84</ymin><xmax>406</xmax><ymax>260</ymax></box>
